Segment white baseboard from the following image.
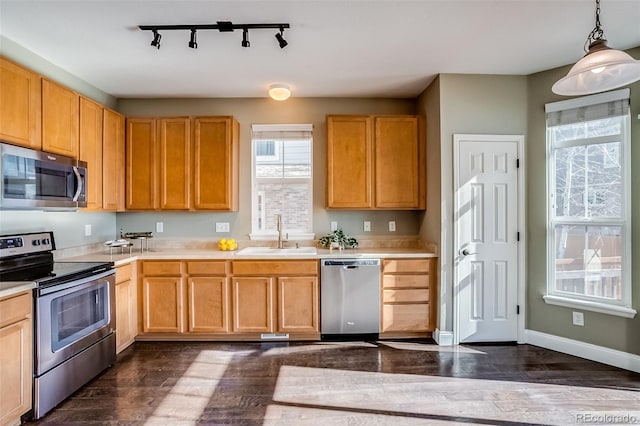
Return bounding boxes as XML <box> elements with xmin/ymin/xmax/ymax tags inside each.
<box><xmin>524</xmin><ymin>329</ymin><xmax>640</xmax><ymax>373</ymax></box>
<box><xmin>434</xmin><ymin>329</ymin><xmax>454</xmax><ymax>346</ymax></box>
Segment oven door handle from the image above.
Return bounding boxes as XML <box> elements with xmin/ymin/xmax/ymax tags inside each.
<box><xmin>38</xmin><ymin>269</ymin><xmax>114</xmax><ymax>296</ymax></box>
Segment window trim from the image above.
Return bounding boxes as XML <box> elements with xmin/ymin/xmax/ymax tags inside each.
<box><xmin>544</xmin><ymin>89</ymin><xmax>635</xmax><ymax>318</ymax></box>
<box><xmin>249</xmin><ymin>124</ymin><xmax>314</xmax><ymax>240</ymax></box>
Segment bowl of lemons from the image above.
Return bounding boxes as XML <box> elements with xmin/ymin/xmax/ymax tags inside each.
<box><xmin>218</xmin><ymin>238</ymin><xmax>238</xmax><ymax>251</ymax></box>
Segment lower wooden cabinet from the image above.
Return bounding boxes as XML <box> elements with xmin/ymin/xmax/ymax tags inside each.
<box><xmin>381</xmin><ymin>258</ymin><xmax>436</xmax><ymax>334</ymax></box>
<box><xmin>230</xmin><ymin>260</ymin><xmax>319</xmax><ymax>337</ymax></box>
<box><xmin>187</xmin><ymin>261</ymin><xmax>229</xmax><ymax>333</ymax></box>
<box><xmin>0</xmin><ymin>291</ymin><xmax>32</xmax><ymax>426</ymax></box>
<box><xmin>115</xmin><ymin>262</ymin><xmax>137</xmax><ymax>353</ymax></box>
<box><xmin>142</xmin><ymin>275</ymin><xmax>185</xmax><ymax>333</ymax></box>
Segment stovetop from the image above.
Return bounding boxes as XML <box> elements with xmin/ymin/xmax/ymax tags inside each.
<box><xmin>0</xmin><ymin>231</ymin><xmax>113</xmax><ymax>287</ymax></box>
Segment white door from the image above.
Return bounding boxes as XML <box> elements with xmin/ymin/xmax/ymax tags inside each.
<box><xmin>454</xmin><ymin>135</ymin><xmax>521</xmax><ymax>343</ymax></box>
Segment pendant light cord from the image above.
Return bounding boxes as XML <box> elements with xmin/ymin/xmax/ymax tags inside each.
<box><xmin>585</xmin><ymin>0</ymin><xmax>606</xmax><ymax>52</ymax></box>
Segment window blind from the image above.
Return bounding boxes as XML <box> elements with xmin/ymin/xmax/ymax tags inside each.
<box><xmin>545</xmin><ymin>88</ymin><xmax>630</xmax><ymax>127</ymax></box>
<box><xmin>252</xmin><ymin>124</ymin><xmax>312</xmax><ymax>141</ymax></box>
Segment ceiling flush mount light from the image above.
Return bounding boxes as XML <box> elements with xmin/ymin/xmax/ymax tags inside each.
<box><xmin>268</xmin><ymin>84</ymin><xmax>291</xmax><ymax>101</ymax></box>
<box><xmin>139</xmin><ymin>21</ymin><xmax>290</xmax><ymax>50</ymax></box>
<box><xmin>552</xmin><ymin>0</ymin><xmax>640</xmax><ymax>96</ymax></box>
<box><xmin>188</xmin><ymin>29</ymin><xmax>197</xmax><ymax>49</ymax></box>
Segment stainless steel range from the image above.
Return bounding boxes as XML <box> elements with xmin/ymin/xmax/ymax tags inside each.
<box><xmin>0</xmin><ymin>231</ymin><xmax>116</xmax><ymax>419</ymax></box>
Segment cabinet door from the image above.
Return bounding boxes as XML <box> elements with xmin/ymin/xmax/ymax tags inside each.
<box><xmin>188</xmin><ymin>277</ymin><xmax>229</xmax><ymax>332</ymax></box>
<box><xmin>326</xmin><ymin>115</ymin><xmax>372</xmax><ymax>208</ymax></box>
<box><xmin>0</xmin><ymin>319</ymin><xmax>32</xmax><ymax>424</ymax></box>
<box><xmin>0</xmin><ymin>57</ymin><xmax>41</xmax><ymax>149</ymax></box>
<box><xmin>141</xmin><ymin>276</ymin><xmax>184</xmax><ymax>333</ymax></box>
<box><xmin>374</xmin><ymin>116</ymin><xmax>421</xmax><ymax>208</ymax></box>
<box><xmin>126</xmin><ymin>118</ymin><xmax>157</xmax><ymax>210</ymax></box>
<box><xmin>79</xmin><ymin>97</ymin><xmax>103</xmax><ymax>210</ymax></box>
<box><xmin>115</xmin><ymin>278</ymin><xmax>137</xmax><ymax>353</ymax></box>
<box><xmin>103</xmin><ymin>108</ymin><xmax>125</xmax><ymax>211</ymax></box>
<box><xmin>42</xmin><ymin>79</ymin><xmax>79</xmax><ymax>158</ymax></box>
<box><xmin>193</xmin><ymin>117</ymin><xmax>239</xmax><ymax>211</ymax></box>
<box><xmin>232</xmin><ymin>277</ymin><xmax>273</xmax><ymax>332</ymax></box>
<box><xmin>381</xmin><ymin>304</ymin><xmax>430</xmax><ymax>332</ymax></box>
<box><xmin>277</xmin><ymin>276</ymin><xmax>318</xmax><ymax>333</ymax></box>
<box><xmin>158</xmin><ymin>117</ymin><xmax>190</xmax><ymax>210</ymax></box>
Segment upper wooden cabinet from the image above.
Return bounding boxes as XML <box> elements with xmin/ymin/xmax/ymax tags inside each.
<box><xmin>42</xmin><ymin>79</ymin><xmax>79</xmax><ymax>158</ymax></box>
<box><xmin>326</xmin><ymin>115</ymin><xmax>425</xmax><ymax>210</ymax></box>
<box><xmin>103</xmin><ymin>108</ymin><xmax>125</xmax><ymax>211</ymax></box>
<box><xmin>326</xmin><ymin>115</ymin><xmax>372</xmax><ymax>208</ymax></box>
<box><xmin>193</xmin><ymin>117</ymin><xmax>239</xmax><ymax>211</ymax></box>
<box><xmin>0</xmin><ymin>57</ymin><xmax>41</xmax><ymax>149</ymax></box>
<box><xmin>126</xmin><ymin>118</ymin><xmax>158</xmax><ymax>210</ymax></box>
<box><xmin>158</xmin><ymin>118</ymin><xmax>191</xmax><ymax>210</ymax></box>
<box><xmin>126</xmin><ymin>116</ymin><xmax>238</xmax><ymax>211</ymax></box>
<box><xmin>79</xmin><ymin>97</ymin><xmax>104</xmax><ymax>210</ymax></box>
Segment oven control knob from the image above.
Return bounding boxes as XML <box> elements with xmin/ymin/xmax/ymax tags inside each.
<box><xmin>33</xmin><ymin>240</ymin><xmax>41</xmax><ymax>246</ymax></box>
<box><xmin>42</xmin><ymin>238</ymin><xmax>50</xmax><ymax>245</ymax></box>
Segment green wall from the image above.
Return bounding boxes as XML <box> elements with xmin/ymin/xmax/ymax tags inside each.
<box><xmin>526</xmin><ymin>47</ymin><xmax>640</xmax><ymax>355</ymax></box>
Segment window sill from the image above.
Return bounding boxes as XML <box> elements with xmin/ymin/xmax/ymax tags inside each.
<box><xmin>543</xmin><ymin>295</ymin><xmax>637</xmax><ymax>318</ymax></box>
<box><xmin>249</xmin><ymin>233</ymin><xmax>315</xmax><ymax>241</ymax></box>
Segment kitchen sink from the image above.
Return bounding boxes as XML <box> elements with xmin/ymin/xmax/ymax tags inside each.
<box><xmin>235</xmin><ymin>246</ymin><xmax>317</xmax><ymax>256</ymax></box>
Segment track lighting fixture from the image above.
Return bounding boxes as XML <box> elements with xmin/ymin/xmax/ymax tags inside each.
<box><xmin>275</xmin><ymin>26</ymin><xmax>288</xmax><ymax>49</ymax></box>
<box><xmin>552</xmin><ymin>0</ymin><xmax>640</xmax><ymax>95</ymax></box>
<box><xmin>150</xmin><ymin>30</ymin><xmax>161</xmax><ymax>49</ymax></box>
<box><xmin>242</xmin><ymin>28</ymin><xmax>250</xmax><ymax>48</ymax></box>
<box><xmin>140</xmin><ymin>21</ymin><xmax>290</xmax><ymax>50</ymax></box>
<box><xmin>188</xmin><ymin>29</ymin><xmax>197</xmax><ymax>49</ymax></box>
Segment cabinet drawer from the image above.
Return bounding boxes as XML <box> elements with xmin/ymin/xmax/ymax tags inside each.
<box><xmin>382</xmin><ymin>303</ymin><xmax>430</xmax><ymax>332</ymax></box>
<box><xmin>232</xmin><ymin>261</ymin><xmax>318</xmax><ymax>276</ymax></box>
<box><xmin>383</xmin><ymin>259</ymin><xmax>432</xmax><ymax>274</ymax></box>
<box><xmin>116</xmin><ymin>262</ymin><xmax>133</xmax><ymax>283</ymax></box>
<box><xmin>142</xmin><ymin>261</ymin><xmax>182</xmax><ymax>276</ymax></box>
<box><xmin>187</xmin><ymin>261</ymin><xmax>228</xmax><ymax>276</ymax></box>
<box><xmin>383</xmin><ymin>289</ymin><xmax>430</xmax><ymax>303</ymax></box>
<box><xmin>0</xmin><ymin>292</ymin><xmax>31</xmax><ymax>328</ymax></box>
<box><xmin>382</xmin><ymin>274</ymin><xmax>428</xmax><ymax>288</ymax></box>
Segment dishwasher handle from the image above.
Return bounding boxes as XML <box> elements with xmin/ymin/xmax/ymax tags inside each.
<box><xmin>321</xmin><ymin>259</ymin><xmax>380</xmax><ymax>267</ymax></box>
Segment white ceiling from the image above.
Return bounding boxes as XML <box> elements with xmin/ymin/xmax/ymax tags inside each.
<box><xmin>1</xmin><ymin>0</ymin><xmax>639</xmax><ymax>99</ymax></box>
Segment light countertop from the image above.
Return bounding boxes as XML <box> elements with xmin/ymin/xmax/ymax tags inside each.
<box><xmin>0</xmin><ymin>281</ymin><xmax>36</xmax><ymax>299</ymax></box>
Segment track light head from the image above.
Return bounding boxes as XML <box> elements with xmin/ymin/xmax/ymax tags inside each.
<box><xmin>275</xmin><ymin>27</ymin><xmax>288</xmax><ymax>49</ymax></box>
<box><xmin>188</xmin><ymin>29</ymin><xmax>198</xmax><ymax>49</ymax></box>
<box><xmin>242</xmin><ymin>28</ymin><xmax>250</xmax><ymax>48</ymax></box>
<box><xmin>150</xmin><ymin>30</ymin><xmax>161</xmax><ymax>49</ymax></box>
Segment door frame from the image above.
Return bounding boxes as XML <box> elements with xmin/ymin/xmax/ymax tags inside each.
<box><xmin>452</xmin><ymin>134</ymin><xmax>526</xmax><ymax>345</ymax></box>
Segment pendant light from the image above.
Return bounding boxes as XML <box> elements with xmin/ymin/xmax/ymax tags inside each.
<box><xmin>552</xmin><ymin>0</ymin><xmax>640</xmax><ymax>96</ymax></box>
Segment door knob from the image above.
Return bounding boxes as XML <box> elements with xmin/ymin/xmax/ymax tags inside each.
<box><xmin>460</xmin><ymin>248</ymin><xmax>476</xmax><ymax>256</ymax></box>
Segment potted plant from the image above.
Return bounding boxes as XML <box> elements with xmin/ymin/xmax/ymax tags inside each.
<box><xmin>318</xmin><ymin>228</ymin><xmax>358</xmax><ymax>249</ymax></box>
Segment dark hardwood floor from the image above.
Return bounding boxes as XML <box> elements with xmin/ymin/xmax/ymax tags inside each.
<box><xmin>31</xmin><ymin>341</ymin><xmax>640</xmax><ymax>425</ymax></box>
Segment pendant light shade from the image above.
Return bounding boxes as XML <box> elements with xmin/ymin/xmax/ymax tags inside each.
<box><xmin>552</xmin><ymin>40</ymin><xmax>640</xmax><ymax>96</ymax></box>
<box><xmin>268</xmin><ymin>84</ymin><xmax>291</xmax><ymax>101</ymax></box>
<box><xmin>552</xmin><ymin>0</ymin><xmax>640</xmax><ymax>96</ymax></box>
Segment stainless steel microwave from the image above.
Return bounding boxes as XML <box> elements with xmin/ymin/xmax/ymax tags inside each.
<box><xmin>0</xmin><ymin>142</ymin><xmax>87</xmax><ymax>210</ymax></box>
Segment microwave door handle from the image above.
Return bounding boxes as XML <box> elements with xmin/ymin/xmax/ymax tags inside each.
<box><xmin>72</xmin><ymin>166</ymin><xmax>83</xmax><ymax>201</ymax></box>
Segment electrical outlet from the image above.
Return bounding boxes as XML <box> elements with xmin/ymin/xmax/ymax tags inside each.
<box><xmin>363</xmin><ymin>221</ymin><xmax>371</xmax><ymax>232</ymax></box>
<box><xmin>389</xmin><ymin>221</ymin><xmax>396</xmax><ymax>232</ymax></box>
<box><xmin>572</xmin><ymin>311</ymin><xmax>584</xmax><ymax>326</ymax></box>
<box><xmin>216</xmin><ymin>222</ymin><xmax>230</xmax><ymax>233</ymax></box>
<box><xmin>156</xmin><ymin>222</ymin><xmax>164</xmax><ymax>233</ymax></box>
<box><xmin>330</xmin><ymin>221</ymin><xmax>338</xmax><ymax>232</ymax></box>
<box><xmin>84</xmin><ymin>224</ymin><xmax>91</xmax><ymax>236</ymax></box>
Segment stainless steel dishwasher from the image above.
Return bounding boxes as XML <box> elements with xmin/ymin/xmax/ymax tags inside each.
<box><xmin>320</xmin><ymin>258</ymin><xmax>381</xmax><ymax>339</ymax></box>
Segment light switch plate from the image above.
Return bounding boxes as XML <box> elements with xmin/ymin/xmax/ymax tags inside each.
<box><xmin>216</xmin><ymin>222</ymin><xmax>230</xmax><ymax>233</ymax></box>
<box><xmin>363</xmin><ymin>221</ymin><xmax>371</xmax><ymax>232</ymax></box>
<box><xmin>156</xmin><ymin>222</ymin><xmax>164</xmax><ymax>233</ymax></box>
<box><xmin>330</xmin><ymin>221</ymin><xmax>338</xmax><ymax>232</ymax></box>
<box><xmin>388</xmin><ymin>221</ymin><xmax>396</xmax><ymax>232</ymax></box>
<box><xmin>84</xmin><ymin>224</ymin><xmax>91</xmax><ymax>236</ymax></box>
